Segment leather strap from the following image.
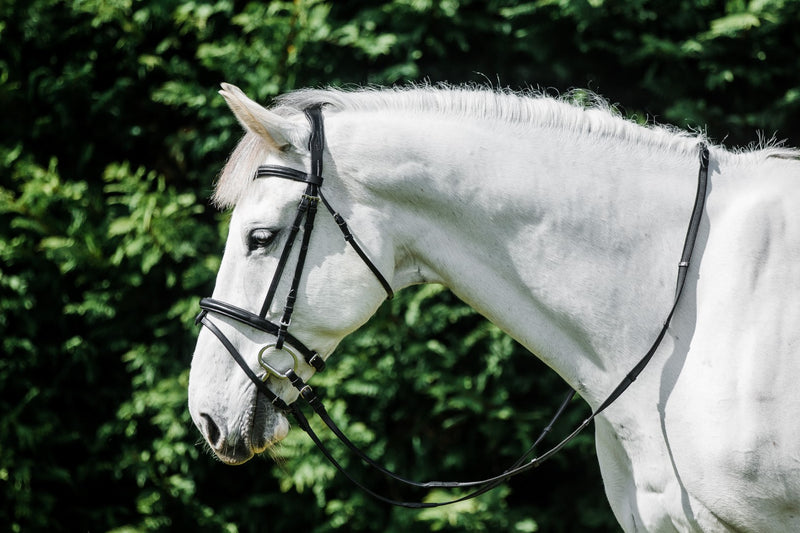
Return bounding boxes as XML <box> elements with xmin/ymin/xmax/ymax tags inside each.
<box><xmin>259</xmin><ymin>193</ymin><xmax>315</xmax><ymax>318</ymax></box>
<box><xmin>196</xmin><ymin>310</ymin><xmax>290</xmax><ymax>411</ymax></box>
<box><xmin>592</xmin><ymin>142</ymin><xmax>708</xmax><ymax>416</ymax></box>
<box><xmin>318</xmin><ymin>190</ymin><xmax>394</xmax><ymax>299</ymax></box>
<box><xmin>275</xmin><ymin>188</ymin><xmax>319</xmax><ymax>350</ymax></box>
<box><xmin>198</xmin><ymin>298</ymin><xmax>326</xmax><ymax>371</ymax></box>
<box><xmin>255</xmin><ymin>165</ymin><xmax>322</xmax><ymax>185</ymax></box>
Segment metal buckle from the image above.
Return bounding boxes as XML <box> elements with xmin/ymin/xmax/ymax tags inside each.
<box><xmin>299</xmin><ymin>384</ymin><xmax>315</xmax><ymax>401</ymax></box>
<box><xmin>258</xmin><ymin>343</ymin><xmax>299</xmax><ymax>380</ymax></box>
<box><xmin>307</xmin><ymin>352</ymin><xmax>326</xmax><ymax>372</ymax></box>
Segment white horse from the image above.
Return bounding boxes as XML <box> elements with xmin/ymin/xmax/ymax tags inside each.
<box><xmin>189</xmin><ymin>83</ymin><xmax>800</xmax><ymax>531</ymax></box>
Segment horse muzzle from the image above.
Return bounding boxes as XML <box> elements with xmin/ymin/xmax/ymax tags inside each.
<box><xmin>190</xmin><ymin>375</ymin><xmax>290</xmax><ymax>465</ymax></box>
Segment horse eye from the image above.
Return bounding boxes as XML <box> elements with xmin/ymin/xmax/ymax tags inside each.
<box><xmin>247</xmin><ymin>228</ymin><xmax>276</xmax><ymax>252</ymax></box>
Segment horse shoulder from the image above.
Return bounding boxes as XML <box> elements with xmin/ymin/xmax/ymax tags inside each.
<box><xmin>664</xmin><ymin>163</ymin><xmax>800</xmax><ymax>529</ymax></box>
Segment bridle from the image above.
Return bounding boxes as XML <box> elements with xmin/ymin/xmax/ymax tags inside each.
<box><xmin>195</xmin><ymin>105</ymin><xmax>710</xmax><ymax>508</ymax></box>
<box><xmin>197</xmin><ymin>106</ymin><xmax>392</xmax><ymax>393</ymax></box>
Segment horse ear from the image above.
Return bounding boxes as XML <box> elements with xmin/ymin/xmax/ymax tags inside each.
<box><xmin>219</xmin><ymin>83</ymin><xmax>298</xmax><ymax>151</ymax></box>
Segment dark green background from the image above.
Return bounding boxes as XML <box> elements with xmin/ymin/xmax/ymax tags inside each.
<box><xmin>2</xmin><ymin>1</ymin><xmax>798</xmax><ymax>531</ymax></box>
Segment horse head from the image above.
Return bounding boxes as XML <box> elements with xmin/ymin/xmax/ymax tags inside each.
<box><xmin>188</xmin><ymin>84</ymin><xmax>393</xmax><ymax>464</ymax></box>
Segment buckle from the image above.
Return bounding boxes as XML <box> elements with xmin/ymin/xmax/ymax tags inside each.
<box><xmin>308</xmin><ymin>353</ymin><xmax>326</xmax><ymax>372</ymax></box>
<box><xmin>299</xmin><ymin>384</ymin><xmax>316</xmax><ymax>402</ymax></box>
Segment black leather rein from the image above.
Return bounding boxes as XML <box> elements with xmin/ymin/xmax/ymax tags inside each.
<box><xmin>195</xmin><ymin>105</ymin><xmax>710</xmax><ymax>508</ymax></box>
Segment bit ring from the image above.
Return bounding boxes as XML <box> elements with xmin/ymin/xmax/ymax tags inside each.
<box><xmin>258</xmin><ymin>343</ymin><xmax>299</xmax><ymax>379</ymax></box>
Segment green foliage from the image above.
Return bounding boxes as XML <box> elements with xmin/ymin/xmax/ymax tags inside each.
<box><xmin>1</xmin><ymin>0</ymin><xmax>798</xmax><ymax>531</ymax></box>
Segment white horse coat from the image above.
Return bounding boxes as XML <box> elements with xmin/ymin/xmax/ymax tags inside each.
<box><xmin>189</xmin><ymin>84</ymin><xmax>800</xmax><ymax>531</ymax></box>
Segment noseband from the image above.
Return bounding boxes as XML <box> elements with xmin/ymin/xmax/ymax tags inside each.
<box><xmin>195</xmin><ymin>105</ymin><xmax>710</xmax><ymax>508</ymax></box>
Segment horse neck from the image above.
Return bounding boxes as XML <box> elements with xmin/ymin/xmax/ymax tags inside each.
<box><xmin>327</xmin><ymin>111</ymin><xmax>702</xmax><ymax>406</ymax></box>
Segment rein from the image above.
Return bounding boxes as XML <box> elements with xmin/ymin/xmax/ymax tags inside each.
<box><xmin>195</xmin><ymin>106</ymin><xmax>710</xmax><ymax>508</ymax></box>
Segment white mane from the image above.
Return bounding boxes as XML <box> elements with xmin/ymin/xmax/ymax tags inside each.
<box><xmin>276</xmin><ymin>85</ymin><xmax>701</xmax><ymax>154</ymax></box>
<box><xmin>213</xmin><ymin>85</ymin><xmax>798</xmax><ymax>208</ymax></box>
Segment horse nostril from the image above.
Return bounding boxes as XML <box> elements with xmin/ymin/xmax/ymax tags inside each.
<box><xmin>200</xmin><ymin>413</ymin><xmax>223</xmax><ymax>448</ymax></box>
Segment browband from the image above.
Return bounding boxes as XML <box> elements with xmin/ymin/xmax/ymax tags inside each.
<box><xmin>255</xmin><ymin>165</ymin><xmax>323</xmax><ymax>186</ymax></box>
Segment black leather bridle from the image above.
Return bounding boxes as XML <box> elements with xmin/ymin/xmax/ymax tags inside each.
<box><xmin>195</xmin><ymin>104</ymin><xmax>710</xmax><ymax>508</ymax></box>
<box><xmin>196</xmin><ymin>106</ymin><xmax>392</xmax><ymax>408</ymax></box>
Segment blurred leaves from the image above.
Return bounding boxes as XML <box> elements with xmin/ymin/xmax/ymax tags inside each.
<box><xmin>1</xmin><ymin>0</ymin><xmax>798</xmax><ymax>531</ymax></box>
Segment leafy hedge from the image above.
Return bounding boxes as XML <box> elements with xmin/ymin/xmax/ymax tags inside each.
<box><xmin>2</xmin><ymin>1</ymin><xmax>798</xmax><ymax>531</ymax></box>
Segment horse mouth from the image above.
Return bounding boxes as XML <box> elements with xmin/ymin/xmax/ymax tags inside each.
<box><xmin>247</xmin><ymin>392</ymin><xmax>287</xmax><ymax>451</ymax></box>
<box><xmin>214</xmin><ymin>389</ymin><xmax>290</xmax><ymax>465</ymax></box>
